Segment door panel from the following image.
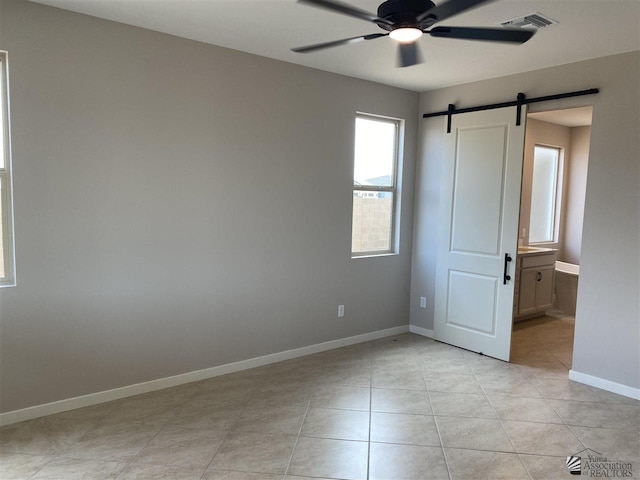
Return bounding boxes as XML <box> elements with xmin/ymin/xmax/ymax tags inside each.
<box><xmin>434</xmin><ymin>106</ymin><xmax>526</xmax><ymax>361</ymax></box>
<box><xmin>447</xmin><ymin>270</ymin><xmax>498</xmax><ymax>335</ymax></box>
<box><xmin>451</xmin><ymin>125</ymin><xmax>507</xmax><ymax>255</ymax></box>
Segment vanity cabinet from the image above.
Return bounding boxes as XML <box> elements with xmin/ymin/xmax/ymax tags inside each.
<box><xmin>513</xmin><ymin>249</ymin><xmax>557</xmax><ymax>320</ymax></box>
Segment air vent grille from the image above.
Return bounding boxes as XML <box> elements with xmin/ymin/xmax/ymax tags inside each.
<box><xmin>500</xmin><ymin>12</ymin><xmax>558</xmax><ymax>29</ymax></box>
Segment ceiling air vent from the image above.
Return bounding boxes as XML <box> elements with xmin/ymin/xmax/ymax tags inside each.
<box><xmin>500</xmin><ymin>12</ymin><xmax>558</xmax><ymax>29</ymax></box>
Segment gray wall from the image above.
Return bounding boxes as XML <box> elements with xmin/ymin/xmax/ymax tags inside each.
<box><xmin>0</xmin><ymin>0</ymin><xmax>419</xmax><ymax>413</ymax></box>
<box><xmin>562</xmin><ymin>126</ymin><xmax>591</xmax><ymax>265</ymax></box>
<box><xmin>411</xmin><ymin>51</ymin><xmax>640</xmax><ymax>390</ymax></box>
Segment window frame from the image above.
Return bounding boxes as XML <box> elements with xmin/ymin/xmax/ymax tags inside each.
<box><xmin>529</xmin><ymin>144</ymin><xmax>563</xmax><ymax>246</ymax></box>
<box><xmin>351</xmin><ymin>112</ymin><xmax>402</xmax><ymax>258</ymax></box>
<box><xmin>0</xmin><ymin>51</ymin><xmax>16</xmax><ymax>287</ymax></box>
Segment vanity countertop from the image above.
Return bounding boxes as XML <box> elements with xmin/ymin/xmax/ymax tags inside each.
<box><xmin>517</xmin><ymin>246</ymin><xmax>558</xmax><ymax>257</ymax></box>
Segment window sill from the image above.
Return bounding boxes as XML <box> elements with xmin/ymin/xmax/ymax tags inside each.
<box><xmin>351</xmin><ymin>252</ymin><xmax>398</xmax><ymax>259</ymax></box>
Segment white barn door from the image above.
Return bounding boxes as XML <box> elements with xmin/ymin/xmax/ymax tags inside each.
<box><xmin>433</xmin><ymin>106</ymin><xmax>526</xmax><ymax>361</ymax></box>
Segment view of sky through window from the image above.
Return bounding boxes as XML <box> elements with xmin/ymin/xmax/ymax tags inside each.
<box><xmin>353</xmin><ymin>117</ymin><xmax>396</xmax><ymax>187</ymax></box>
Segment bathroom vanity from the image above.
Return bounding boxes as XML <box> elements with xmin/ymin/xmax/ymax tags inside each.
<box><xmin>513</xmin><ymin>247</ymin><xmax>557</xmax><ymax>320</ymax></box>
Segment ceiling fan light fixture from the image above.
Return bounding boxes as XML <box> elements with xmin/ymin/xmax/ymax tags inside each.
<box><xmin>389</xmin><ymin>27</ymin><xmax>423</xmax><ymax>43</ymax></box>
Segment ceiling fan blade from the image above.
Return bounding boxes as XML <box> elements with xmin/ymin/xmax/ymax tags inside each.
<box><xmin>398</xmin><ymin>42</ymin><xmax>423</xmax><ymax>68</ymax></box>
<box><xmin>292</xmin><ymin>33</ymin><xmax>388</xmax><ymax>53</ymax></box>
<box><xmin>429</xmin><ymin>26</ymin><xmax>535</xmax><ymax>43</ymax></box>
<box><xmin>297</xmin><ymin>0</ymin><xmax>393</xmax><ymax>26</ymax></box>
<box><xmin>416</xmin><ymin>0</ymin><xmax>495</xmax><ymax>26</ymax></box>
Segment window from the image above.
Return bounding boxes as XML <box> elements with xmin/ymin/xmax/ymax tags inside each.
<box><xmin>529</xmin><ymin>145</ymin><xmax>561</xmax><ymax>244</ymax></box>
<box><xmin>0</xmin><ymin>51</ymin><xmax>15</xmax><ymax>286</ymax></box>
<box><xmin>351</xmin><ymin>114</ymin><xmax>401</xmax><ymax>256</ymax></box>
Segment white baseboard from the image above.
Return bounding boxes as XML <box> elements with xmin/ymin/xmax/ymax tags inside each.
<box><xmin>569</xmin><ymin>369</ymin><xmax>640</xmax><ymax>400</ymax></box>
<box><xmin>0</xmin><ymin>325</ymin><xmax>410</xmax><ymax>426</ymax></box>
<box><xmin>409</xmin><ymin>324</ymin><xmax>434</xmax><ymax>338</ymax></box>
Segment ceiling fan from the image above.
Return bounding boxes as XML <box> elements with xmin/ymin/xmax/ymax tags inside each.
<box><xmin>291</xmin><ymin>0</ymin><xmax>535</xmax><ymax>67</ymax></box>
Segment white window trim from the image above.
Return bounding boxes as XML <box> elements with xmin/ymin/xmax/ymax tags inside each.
<box><xmin>529</xmin><ymin>143</ymin><xmax>564</xmax><ymax>247</ymax></box>
<box><xmin>1</xmin><ymin>51</ymin><xmax>16</xmax><ymax>287</ymax></box>
<box><xmin>351</xmin><ymin>112</ymin><xmax>402</xmax><ymax>258</ymax></box>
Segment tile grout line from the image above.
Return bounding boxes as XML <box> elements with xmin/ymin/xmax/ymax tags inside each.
<box><xmin>477</xmin><ymin>369</ymin><xmax>534</xmax><ymax>480</ymax></box>
<box><xmin>281</xmin><ymin>377</ymin><xmax>316</xmax><ymax>478</ymax></box>
<box><xmin>421</xmin><ymin>368</ymin><xmax>453</xmax><ymax>480</ymax></box>
<box><xmin>175</xmin><ymin>380</ymin><xmax>258</xmax><ymax>480</ymax></box>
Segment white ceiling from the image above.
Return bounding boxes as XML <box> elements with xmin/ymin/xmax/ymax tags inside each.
<box><xmin>29</xmin><ymin>0</ymin><xmax>640</xmax><ymax>92</ymax></box>
<box><xmin>528</xmin><ymin>106</ymin><xmax>592</xmax><ymax>127</ymax></box>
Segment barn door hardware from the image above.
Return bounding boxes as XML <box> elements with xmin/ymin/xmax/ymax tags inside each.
<box><xmin>423</xmin><ymin>88</ymin><xmax>599</xmax><ymax>133</ymax></box>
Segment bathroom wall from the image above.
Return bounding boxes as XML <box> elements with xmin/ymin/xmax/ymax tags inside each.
<box><xmin>562</xmin><ymin>126</ymin><xmax>591</xmax><ymax>264</ymax></box>
<box><xmin>519</xmin><ymin>118</ymin><xmax>571</xmax><ymax>253</ymax></box>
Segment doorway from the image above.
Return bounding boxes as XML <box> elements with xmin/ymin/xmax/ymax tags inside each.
<box><xmin>511</xmin><ymin>106</ymin><xmax>592</xmax><ymax>370</ymax></box>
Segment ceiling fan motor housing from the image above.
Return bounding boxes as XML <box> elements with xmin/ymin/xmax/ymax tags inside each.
<box><xmin>377</xmin><ymin>0</ymin><xmax>436</xmax><ymax>29</ymax></box>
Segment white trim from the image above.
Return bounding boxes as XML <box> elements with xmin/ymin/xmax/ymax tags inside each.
<box><xmin>569</xmin><ymin>369</ymin><xmax>640</xmax><ymax>400</ymax></box>
<box><xmin>409</xmin><ymin>324</ymin><xmax>434</xmax><ymax>338</ymax></box>
<box><xmin>0</xmin><ymin>325</ymin><xmax>409</xmax><ymax>426</ymax></box>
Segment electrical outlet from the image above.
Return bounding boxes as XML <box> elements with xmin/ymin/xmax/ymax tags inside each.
<box><xmin>420</xmin><ymin>297</ymin><xmax>427</xmax><ymax>308</ymax></box>
<box><xmin>337</xmin><ymin>305</ymin><xmax>345</xmax><ymax>317</ymax></box>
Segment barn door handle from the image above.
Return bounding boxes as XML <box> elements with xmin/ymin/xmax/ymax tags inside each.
<box><xmin>503</xmin><ymin>253</ymin><xmax>512</xmax><ymax>285</ymax></box>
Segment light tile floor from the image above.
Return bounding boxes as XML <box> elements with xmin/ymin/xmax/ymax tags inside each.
<box><xmin>1</xmin><ymin>312</ymin><xmax>638</xmax><ymax>479</ymax></box>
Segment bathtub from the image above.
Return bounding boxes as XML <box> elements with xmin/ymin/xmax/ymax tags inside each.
<box><xmin>554</xmin><ymin>261</ymin><xmax>579</xmax><ymax>315</ymax></box>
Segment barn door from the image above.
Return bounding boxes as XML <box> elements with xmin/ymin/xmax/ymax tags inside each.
<box><xmin>433</xmin><ymin>106</ymin><xmax>526</xmax><ymax>361</ymax></box>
